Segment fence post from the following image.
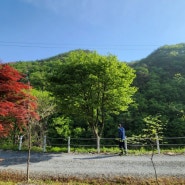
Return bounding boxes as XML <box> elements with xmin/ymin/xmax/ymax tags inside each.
<box><xmin>156</xmin><ymin>134</ymin><xmax>160</xmax><ymax>154</ymax></box>
<box><xmin>43</xmin><ymin>135</ymin><xmax>46</xmax><ymax>152</ymax></box>
<box><xmin>97</xmin><ymin>136</ymin><xmax>100</xmax><ymax>153</ymax></box>
<box><xmin>19</xmin><ymin>135</ymin><xmax>23</xmax><ymax>150</ymax></box>
<box><xmin>68</xmin><ymin>137</ymin><xmax>70</xmax><ymax>153</ymax></box>
<box><xmin>124</xmin><ymin>136</ymin><xmax>128</xmax><ymax>153</ymax></box>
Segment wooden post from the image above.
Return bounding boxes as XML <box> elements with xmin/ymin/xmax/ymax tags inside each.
<box><xmin>124</xmin><ymin>136</ymin><xmax>128</xmax><ymax>153</ymax></box>
<box><xmin>97</xmin><ymin>136</ymin><xmax>100</xmax><ymax>153</ymax></box>
<box><xmin>43</xmin><ymin>135</ymin><xmax>46</xmax><ymax>152</ymax></box>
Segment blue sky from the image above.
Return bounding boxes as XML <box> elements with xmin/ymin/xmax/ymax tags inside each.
<box><xmin>1</xmin><ymin>0</ymin><xmax>185</xmax><ymax>63</ymax></box>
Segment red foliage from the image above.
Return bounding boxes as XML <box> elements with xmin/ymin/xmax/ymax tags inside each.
<box><xmin>0</xmin><ymin>64</ymin><xmax>39</xmax><ymax>137</ymax></box>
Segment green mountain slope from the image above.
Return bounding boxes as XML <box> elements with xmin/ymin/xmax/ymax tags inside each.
<box><xmin>129</xmin><ymin>43</ymin><xmax>185</xmax><ymax>138</ymax></box>
<box><xmin>10</xmin><ymin>49</ymin><xmax>91</xmax><ymax>89</ymax></box>
<box><xmin>131</xmin><ymin>43</ymin><xmax>185</xmax><ymax>78</ymax></box>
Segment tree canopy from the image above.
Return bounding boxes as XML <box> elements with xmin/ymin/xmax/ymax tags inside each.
<box><xmin>47</xmin><ymin>51</ymin><xmax>137</xmax><ymax>139</ymax></box>
<box><xmin>0</xmin><ymin>64</ymin><xmax>39</xmax><ymax>137</ymax></box>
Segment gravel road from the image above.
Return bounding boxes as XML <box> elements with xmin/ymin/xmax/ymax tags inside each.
<box><xmin>0</xmin><ymin>150</ymin><xmax>185</xmax><ymax>179</ymax></box>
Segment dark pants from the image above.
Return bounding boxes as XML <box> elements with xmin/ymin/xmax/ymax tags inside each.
<box><xmin>119</xmin><ymin>140</ymin><xmax>125</xmax><ymax>149</ymax></box>
<box><xmin>119</xmin><ymin>140</ymin><xmax>126</xmax><ymax>155</ymax></box>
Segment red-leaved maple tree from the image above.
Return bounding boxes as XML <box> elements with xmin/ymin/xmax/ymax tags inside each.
<box><xmin>0</xmin><ymin>64</ymin><xmax>39</xmax><ymax>137</ymax></box>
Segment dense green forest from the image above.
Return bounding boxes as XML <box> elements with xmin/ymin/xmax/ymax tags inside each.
<box><xmin>8</xmin><ymin>43</ymin><xmax>185</xmax><ymax>145</ymax></box>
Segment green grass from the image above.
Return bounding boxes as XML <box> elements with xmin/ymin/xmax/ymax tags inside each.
<box><xmin>0</xmin><ymin>142</ymin><xmax>185</xmax><ymax>155</ymax></box>
<box><xmin>0</xmin><ymin>182</ymin><xmax>15</xmax><ymax>185</ymax></box>
<box><xmin>0</xmin><ymin>143</ymin><xmax>18</xmax><ymax>151</ymax></box>
<box><xmin>46</xmin><ymin>146</ymin><xmax>67</xmax><ymax>153</ymax></box>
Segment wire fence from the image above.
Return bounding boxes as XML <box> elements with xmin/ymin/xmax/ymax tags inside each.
<box><xmin>16</xmin><ymin>135</ymin><xmax>185</xmax><ymax>154</ymax></box>
<box><xmin>1</xmin><ymin>133</ymin><xmax>185</xmax><ymax>153</ymax></box>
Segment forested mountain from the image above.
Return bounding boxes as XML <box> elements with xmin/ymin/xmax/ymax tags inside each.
<box><xmin>132</xmin><ymin>43</ymin><xmax>185</xmax><ymax>78</ymax></box>
<box><xmin>10</xmin><ymin>49</ymin><xmax>89</xmax><ymax>90</ymax></box>
<box><xmin>9</xmin><ymin>43</ymin><xmax>185</xmax><ymax>142</ymax></box>
<box><xmin>129</xmin><ymin>43</ymin><xmax>185</xmax><ymax>139</ymax></box>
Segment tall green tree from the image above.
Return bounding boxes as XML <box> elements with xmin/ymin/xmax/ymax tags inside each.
<box><xmin>48</xmin><ymin>51</ymin><xmax>137</xmax><ymax>149</ymax></box>
<box><xmin>31</xmin><ymin>89</ymin><xmax>56</xmax><ymax>146</ymax></box>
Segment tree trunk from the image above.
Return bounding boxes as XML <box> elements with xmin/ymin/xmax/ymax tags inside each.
<box><xmin>27</xmin><ymin>123</ymin><xmax>31</xmax><ymax>182</ymax></box>
<box><xmin>96</xmin><ymin>135</ymin><xmax>100</xmax><ymax>153</ymax></box>
<box><xmin>90</xmin><ymin>123</ymin><xmax>101</xmax><ymax>153</ymax></box>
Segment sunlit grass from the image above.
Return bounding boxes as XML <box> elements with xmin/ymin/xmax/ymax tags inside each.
<box><xmin>0</xmin><ymin>182</ymin><xmax>15</xmax><ymax>185</ymax></box>
<box><xmin>0</xmin><ymin>143</ymin><xmax>184</xmax><ymax>155</ymax></box>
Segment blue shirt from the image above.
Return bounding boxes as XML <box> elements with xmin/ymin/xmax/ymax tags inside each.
<box><xmin>118</xmin><ymin>127</ymin><xmax>125</xmax><ymax>140</ymax></box>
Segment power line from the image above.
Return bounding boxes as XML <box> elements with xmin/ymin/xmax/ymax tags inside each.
<box><xmin>0</xmin><ymin>40</ymin><xmax>160</xmax><ymax>48</ymax></box>
<box><xmin>0</xmin><ymin>41</ymin><xmax>160</xmax><ymax>53</ymax></box>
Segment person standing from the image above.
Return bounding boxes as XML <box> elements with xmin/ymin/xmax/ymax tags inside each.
<box><xmin>118</xmin><ymin>124</ymin><xmax>127</xmax><ymax>155</ymax></box>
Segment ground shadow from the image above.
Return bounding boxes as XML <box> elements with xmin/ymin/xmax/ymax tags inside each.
<box><xmin>73</xmin><ymin>154</ymin><xmax>119</xmax><ymax>160</ymax></box>
<box><xmin>0</xmin><ymin>150</ymin><xmax>57</xmax><ymax>166</ymax></box>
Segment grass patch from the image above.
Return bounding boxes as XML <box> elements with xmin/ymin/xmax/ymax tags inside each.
<box><xmin>0</xmin><ymin>143</ymin><xmax>18</xmax><ymax>151</ymax></box>
<box><xmin>46</xmin><ymin>146</ymin><xmax>67</xmax><ymax>153</ymax></box>
<box><xmin>0</xmin><ymin>142</ymin><xmax>184</xmax><ymax>155</ymax></box>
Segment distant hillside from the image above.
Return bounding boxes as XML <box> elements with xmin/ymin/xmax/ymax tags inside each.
<box><xmin>10</xmin><ymin>43</ymin><xmax>185</xmax><ymax>90</ymax></box>
<box><xmin>130</xmin><ymin>43</ymin><xmax>185</xmax><ymax>78</ymax></box>
<box><xmin>10</xmin><ymin>49</ymin><xmax>93</xmax><ymax>89</ymax></box>
<box><xmin>128</xmin><ymin>43</ymin><xmax>185</xmax><ymax>138</ymax></box>
<box><xmin>38</xmin><ymin>49</ymin><xmax>92</xmax><ymax>62</ymax></box>
<box><xmin>144</xmin><ymin>43</ymin><xmax>185</xmax><ymax>63</ymax></box>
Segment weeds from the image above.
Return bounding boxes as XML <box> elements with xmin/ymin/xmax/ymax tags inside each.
<box><xmin>0</xmin><ymin>171</ymin><xmax>185</xmax><ymax>185</ymax></box>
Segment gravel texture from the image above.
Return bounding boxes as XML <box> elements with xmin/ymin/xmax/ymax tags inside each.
<box><xmin>0</xmin><ymin>150</ymin><xmax>185</xmax><ymax>179</ymax></box>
